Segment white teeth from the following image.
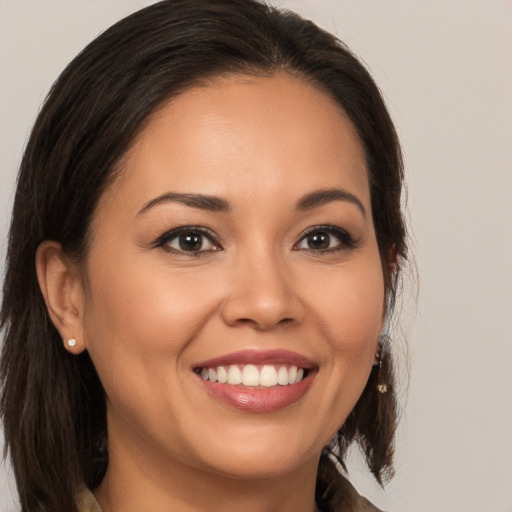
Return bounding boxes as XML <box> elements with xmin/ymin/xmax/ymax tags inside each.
<box><xmin>288</xmin><ymin>365</ymin><xmax>297</xmax><ymax>383</ymax></box>
<box><xmin>217</xmin><ymin>366</ymin><xmax>228</xmax><ymax>383</ymax></box>
<box><xmin>227</xmin><ymin>365</ymin><xmax>242</xmax><ymax>385</ymax></box>
<box><xmin>277</xmin><ymin>366</ymin><xmax>289</xmax><ymax>385</ymax></box>
<box><xmin>259</xmin><ymin>365</ymin><xmax>278</xmax><ymax>387</ymax></box>
<box><xmin>199</xmin><ymin>363</ymin><xmax>307</xmax><ymax>387</ymax></box>
<box><xmin>242</xmin><ymin>364</ymin><xmax>259</xmax><ymax>386</ymax></box>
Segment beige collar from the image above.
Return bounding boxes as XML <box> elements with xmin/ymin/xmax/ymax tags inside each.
<box><xmin>76</xmin><ymin>486</ymin><xmax>103</xmax><ymax>512</ymax></box>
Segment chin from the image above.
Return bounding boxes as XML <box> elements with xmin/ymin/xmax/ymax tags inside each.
<box><xmin>205</xmin><ymin>452</ymin><xmax>310</xmax><ymax>481</ymax></box>
<box><xmin>193</xmin><ymin>427</ymin><xmax>322</xmax><ymax>480</ymax></box>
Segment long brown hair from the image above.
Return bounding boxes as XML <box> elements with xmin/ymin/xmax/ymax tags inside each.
<box><xmin>1</xmin><ymin>1</ymin><xmax>407</xmax><ymax>510</ymax></box>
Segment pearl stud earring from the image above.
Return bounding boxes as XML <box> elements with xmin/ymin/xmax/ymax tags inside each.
<box><xmin>67</xmin><ymin>338</ymin><xmax>77</xmax><ymax>348</ymax></box>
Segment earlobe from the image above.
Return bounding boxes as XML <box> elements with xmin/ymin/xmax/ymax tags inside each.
<box><xmin>35</xmin><ymin>241</ymin><xmax>86</xmax><ymax>354</ymax></box>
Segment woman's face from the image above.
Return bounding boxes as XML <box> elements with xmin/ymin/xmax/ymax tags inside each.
<box><xmin>79</xmin><ymin>73</ymin><xmax>385</xmax><ymax>481</ymax></box>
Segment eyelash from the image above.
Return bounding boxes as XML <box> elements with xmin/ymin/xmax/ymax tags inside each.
<box><xmin>153</xmin><ymin>224</ymin><xmax>357</xmax><ymax>256</ymax></box>
<box><xmin>293</xmin><ymin>225</ymin><xmax>357</xmax><ymax>253</ymax></box>
<box><xmin>154</xmin><ymin>226</ymin><xmax>221</xmax><ymax>257</ymax></box>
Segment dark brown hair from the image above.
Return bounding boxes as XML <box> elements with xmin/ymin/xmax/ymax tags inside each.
<box><xmin>1</xmin><ymin>1</ymin><xmax>407</xmax><ymax>510</ymax></box>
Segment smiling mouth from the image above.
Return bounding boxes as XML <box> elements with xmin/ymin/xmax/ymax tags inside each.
<box><xmin>192</xmin><ymin>349</ymin><xmax>316</xmax><ymax>411</ymax></box>
<box><xmin>194</xmin><ymin>364</ymin><xmax>308</xmax><ymax>388</ymax></box>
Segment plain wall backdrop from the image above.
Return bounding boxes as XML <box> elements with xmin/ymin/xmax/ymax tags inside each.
<box><xmin>1</xmin><ymin>1</ymin><xmax>511</xmax><ymax>511</ymax></box>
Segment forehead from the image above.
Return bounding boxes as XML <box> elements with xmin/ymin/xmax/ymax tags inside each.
<box><xmin>103</xmin><ymin>72</ymin><xmax>369</xmax><ymax>215</ymax></box>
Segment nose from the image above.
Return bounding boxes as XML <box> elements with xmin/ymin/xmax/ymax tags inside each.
<box><xmin>220</xmin><ymin>251</ymin><xmax>305</xmax><ymax>331</ymax></box>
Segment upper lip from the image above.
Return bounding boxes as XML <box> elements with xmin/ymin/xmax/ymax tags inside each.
<box><xmin>193</xmin><ymin>349</ymin><xmax>316</xmax><ymax>370</ymax></box>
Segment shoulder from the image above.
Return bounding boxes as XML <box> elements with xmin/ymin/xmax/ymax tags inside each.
<box><xmin>316</xmin><ymin>462</ymin><xmax>385</xmax><ymax>512</ymax></box>
<box><xmin>76</xmin><ymin>475</ymin><xmax>383</xmax><ymax>512</ymax></box>
<box><xmin>325</xmin><ymin>476</ymin><xmax>384</xmax><ymax>512</ymax></box>
<box><xmin>75</xmin><ymin>487</ymin><xmax>103</xmax><ymax>512</ymax></box>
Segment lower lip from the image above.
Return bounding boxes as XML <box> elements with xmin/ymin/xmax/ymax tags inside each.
<box><xmin>197</xmin><ymin>372</ymin><xmax>315</xmax><ymax>413</ymax></box>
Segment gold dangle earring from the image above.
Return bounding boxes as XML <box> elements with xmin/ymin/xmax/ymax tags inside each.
<box><xmin>375</xmin><ymin>351</ymin><xmax>388</xmax><ymax>394</ymax></box>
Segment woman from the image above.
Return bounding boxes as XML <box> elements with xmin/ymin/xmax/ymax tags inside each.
<box><xmin>0</xmin><ymin>1</ymin><xmax>407</xmax><ymax>511</ymax></box>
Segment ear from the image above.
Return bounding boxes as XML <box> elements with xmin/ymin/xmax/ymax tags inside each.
<box><xmin>379</xmin><ymin>244</ymin><xmax>399</xmax><ymax>352</ymax></box>
<box><xmin>35</xmin><ymin>241</ymin><xmax>86</xmax><ymax>354</ymax></box>
<box><xmin>373</xmin><ymin>338</ymin><xmax>383</xmax><ymax>367</ymax></box>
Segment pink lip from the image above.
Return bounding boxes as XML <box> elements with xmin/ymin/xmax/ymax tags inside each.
<box><xmin>193</xmin><ymin>349</ymin><xmax>317</xmax><ymax>413</ymax></box>
<box><xmin>198</xmin><ymin>374</ymin><xmax>315</xmax><ymax>412</ymax></box>
<box><xmin>193</xmin><ymin>349</ymin><xmax>316</xmax><ymax>370</ymax></box>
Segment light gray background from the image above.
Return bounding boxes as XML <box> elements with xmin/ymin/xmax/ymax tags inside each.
<box><xmin>1</xmin><ymin>1</ymin><xmax>511</xmax><ymax>511</ymax></box>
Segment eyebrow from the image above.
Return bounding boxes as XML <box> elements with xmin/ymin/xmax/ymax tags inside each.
<box><xmin>138</xmin><ymin>187</ymin><xmax>366</xmax><ymax>217</ymax></box>
<box><xmin>138</xmin><ymin>192</ymin><xmax>231</xmax><ymax>215</ymax></box>
<box><xmin>296</xmin><ymin>188</ymin><xmax>366</xmax><ymax>217</ymax></box>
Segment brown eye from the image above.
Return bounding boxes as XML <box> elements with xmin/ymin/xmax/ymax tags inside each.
<box><xmin>158</xmin><ymin>227</ymin><xmax>221</xmax><ymax>254</ymax></box>
<box><xmin>295</xmin><ymin>226</ymin><xmax>355</xmax><ymax>252</ymax></box>
<box><xmin>305</xmin><ymin>231</ymin><xmax>331</xmax><ymax>250</ymax></box>
<box><xmin>177</xmin><ymin>233</ymin><xmax>204</xmax><ymax>251</ymax></box>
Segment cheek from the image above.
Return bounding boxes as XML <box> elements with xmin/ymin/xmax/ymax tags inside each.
<box><xmin>289</xmin><ymin>254</ymin><xmax>385</xmax><ymax>441</ymax></box>
<box><xmin>314</xmin><ymin>256</ymin><xmax>383</xmax><ymax>325</ymax></box>
<box><xmin>307</xmin><ymin>255</ymin><xmax>385</xmax><ymax>370</ymax></box>
<box><xmin>80</xmin><ymin>252</ymin><xmax>221</xmax><ymax>390</ymax></box>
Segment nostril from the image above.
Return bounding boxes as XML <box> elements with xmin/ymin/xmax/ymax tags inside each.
<box><xmin>232</xmin><ymin>317</ymin><xmax>257</xmax><ymax>326</ymax></box>
<box><xmin>220</xmin><ymin>287</ymin><xmax>305</xmax><ymax>330</ymax></box>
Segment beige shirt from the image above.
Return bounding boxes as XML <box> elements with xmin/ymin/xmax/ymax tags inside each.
<box><xmin>76</xmin><ymin>487</ymin><xmax>102</xmax><ymax>512</ymax></box>
<box><xmin>75</xmin><ymin>481</ymin><xmax>382</xmax><ymax>512</ymax></box>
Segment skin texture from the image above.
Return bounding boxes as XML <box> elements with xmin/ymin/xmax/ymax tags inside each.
<box><xmin>37</xmin><ymin>73</ymin><xmax>385</xmax><ymax>512</ymax></box>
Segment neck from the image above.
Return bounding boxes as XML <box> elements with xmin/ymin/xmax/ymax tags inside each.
<box><xmin>95</xmin><ymin>457</ymin><xmax>321</xmax><ymax>512</ymax></box>
<box><xmin>94</xmin><ymin>424</ymin><xmax>322</xmax><ymax>512</ymax></box>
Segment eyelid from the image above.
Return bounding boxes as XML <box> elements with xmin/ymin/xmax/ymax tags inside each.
<box><xmin>152</xmin><ymin>224</ymin><xmax>356</xmax><ymax>255</ymax></box>
<box><xmin>294</xmin><ymin>224</ymin><xmax>357</xmax><ymax>251</ymax></box>
<box><xmin>153</xmin><ymin>226</ymin><xmax>222</xmax><ymax>254</ymax></box>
